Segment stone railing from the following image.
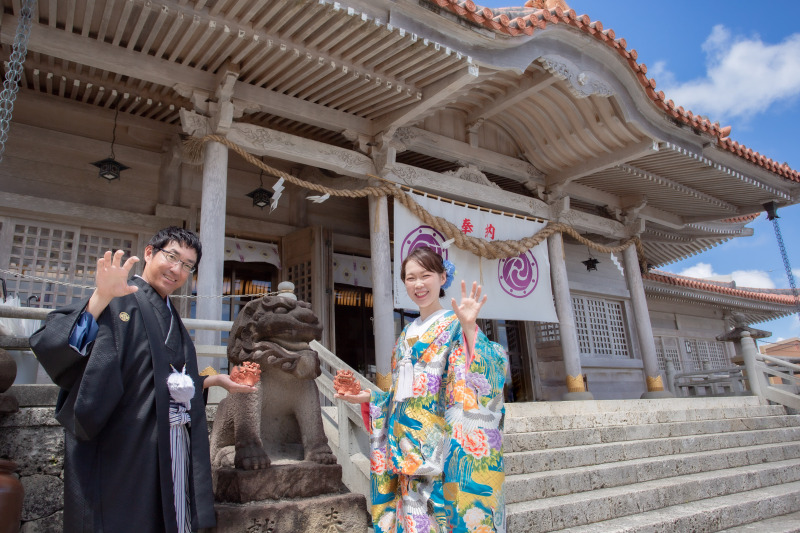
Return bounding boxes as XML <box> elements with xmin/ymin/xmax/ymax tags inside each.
<box><xmin>311</xmin><ymin>340</ymin><xmax>377</xmax><ymax>502</ymax></box>
<box><xmin>747</xmin><ymin>353</ymin><xmax>800</xmax><ymax>411</ymax></box>
<box><xmin>667</xmin><ymin>364</ymin><xmax>747</xmax><ymax>397</ymax></box>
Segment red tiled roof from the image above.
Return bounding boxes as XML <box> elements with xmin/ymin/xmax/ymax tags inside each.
<box><xmin>645</xmin><ymin>270</ymin><xmax>800</xmax><ymax>306</ymax></box>
<box><xmin>430</xmin><ymin>0</ymin><xmax>800</xmax><ymax>184</ymax></box>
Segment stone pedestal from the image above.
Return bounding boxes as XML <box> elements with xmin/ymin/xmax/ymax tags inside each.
<box><xmin>207</xmin><ymin>460</ymin><xmax>369</xmax><ymax>532</ymax></box>
<box><xmin>213</xmin><ymin>462</ymin><xmax>344</xmax><ymax>503</ymax></box>
<box><xmin>203</xmin><ymin>492</ymin><xmax>368</xmax><ymax>533</ymax></box>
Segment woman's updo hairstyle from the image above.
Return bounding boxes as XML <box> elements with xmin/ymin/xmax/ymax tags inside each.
<box><xmin>400</xmin><ymin>246</ymin><xmax>446</xmax><ymax>298</ymax></box>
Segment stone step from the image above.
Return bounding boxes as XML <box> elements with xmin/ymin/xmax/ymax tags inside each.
<box><xmin>505</xmin><ymin>396</ymin><xmax>765</xmax><ymax>417</ymax></box>
<box><xmin>505</xmin><ymin>399</ymin><xmax>787</xmax><ymax>434</ymax></box>
<box><xmin>504</xmin><ymin>414</ymin><xmax>800</xmax><ymax>453</ymax></box>
<box><xmin>543</xmin><ymin>480</ymin><xmax>800</xmax><ymax>533</ymax></box>
<box><xmin>505</xmin><ymin>426</ymin><xmax>800</xmax><ymax>475</ymax></box>
<box><xmin>506</xmin><ymin>458</ymin><xmax>800</xmax><ymax>532</ymax></box>
<box><xmin>505</xmin><ymin>441</ymin><xmax>800</xmax><ymax>503</ymax></box>
<box><xmin>717</xmin><ymin>510</ymin><xmax>800</xmax><ymax>532</ymax></box>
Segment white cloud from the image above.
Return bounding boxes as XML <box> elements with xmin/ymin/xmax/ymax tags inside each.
<box><xmin>657</xmin><ymin>25</ymin><xmax>800</xmax><ymax>121</ymax></box>
<box><xmin>679</xmin><ymin>263</ymin><xmax>715</xmax><ymax>278</ymax></box>
<box><xmin>676</xmin><ymin>262</ymin><xmax>776</xmax><ymax>288</ymax></box>
<box><xmin>730</xmin><ymin>270</ymin><xmax>776</xmax><ymax>288</ymax></box>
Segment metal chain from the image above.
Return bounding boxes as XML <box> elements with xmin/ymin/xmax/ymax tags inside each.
<box><xmin>0</xmin><ymin>268</ymin><xmax>278</xmax><ymax>300</ymax></box>
<box><xmin>771</xmin><ymin>218</ymin><xmax>800</xmax><ymax>322</ymax></box>
<box><xmin>0</xmin><ymin>0</ymin><xmax>36</xmax><ymax>162</ymax></box>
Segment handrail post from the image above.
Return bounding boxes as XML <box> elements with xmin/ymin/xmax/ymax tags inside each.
<box><xmin>337</xmin><ymin>399</ymin><xmax>353</xmax><ymax>461</ymax></box>
<box><xmin>665</xmin><ymin>360</ymin><xmax>676</xmax><ymax>394</ymax></box>
<box><xmin>740</xmin><ymin>331</ymin><xmax>766</xmax><ymax>398</ymax></box>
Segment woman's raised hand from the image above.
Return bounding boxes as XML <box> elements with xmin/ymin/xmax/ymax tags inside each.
<box><xmin>451</xmin><ymin>280</ymin><xmax>487</xmax><ymax>347</ymax></box>
<box><xmin>451</xmin><ymin>280</ymin><xmax>487</xmax><ymax>327</ymax></box>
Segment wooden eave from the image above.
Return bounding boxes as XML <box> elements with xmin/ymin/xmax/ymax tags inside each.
<box><xmin>1</xmin><ymin>0</ymin><xmax>798</xmax><ymax>269</ymax></box>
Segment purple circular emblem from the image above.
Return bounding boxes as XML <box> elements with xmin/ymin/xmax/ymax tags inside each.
<box><xmin>498</xmin><ymin>251</ymin><xmax>539</xmax><ymax>298</ymax></box>
<box><xmin>400</xmin><ymin>225</ymin><xmax>449</xmax><ymax>263</ymax></box>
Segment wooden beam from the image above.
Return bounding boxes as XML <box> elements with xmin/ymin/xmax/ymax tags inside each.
<box><xmin>565</xmin><ymin>182</ymin><xmax>685</xmax><ymax>229</ymax></box>
<box><xmin>390</xmin><ymin>128</ymin><xmax>685</xmax><ymax>229</ymax></box>
<box><xmin>466</xmin><ymin>70</ymin><xmax>557</xmax><ymax>124</ymax></box>
<box><xmin>372</xmin><ymin>64</ymin><xmax>479</xmax><ymax>137</ymax></box>
<box><xmin>232</xmin><ymin>81</ymin><xmax>370</xmax><ymax>134</ymax></box>
<box><xmin>386</xmin><ymin>163</ymin><xmax>628</xmax><ymax>238</ymax></box>
<box><xmin>181</xmin><ymin>114</ymin><xmax>376</xmax><ymax>179</ymax></box>
<box><xmin>0</xmin><ymin>191</ymin><xmax>178</xmax><ymax>232</ymax></box>
<box><xmin>395</xmin><ymin>126</ymin><xmax>544</xmax><ymax>183</ymax></box>
<box><xmin>226</xmin><ymin>121</ymin><xmax>376</xmax><ymax>178</ymax></box>
<box><xmin>546</xmin><ymin>140</ymin><xmax>658</xmax><ymax>187</ymax></box>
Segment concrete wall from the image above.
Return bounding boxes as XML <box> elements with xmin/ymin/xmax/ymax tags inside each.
<box><xmin>0</xmin><ymin>386</ymin><xmax>64</xmax><ymax>532</ymax></box>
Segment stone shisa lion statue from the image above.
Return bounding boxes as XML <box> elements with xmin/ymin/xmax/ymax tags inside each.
<box><xmin>206</xmin><ymin>285</ymin><xmax>369</xmax><ymax>531</ymax></box>
<box><xmin>209</xmin><ymin>287</ymin><xmax>337</xmax><ymax>479</ymax></box>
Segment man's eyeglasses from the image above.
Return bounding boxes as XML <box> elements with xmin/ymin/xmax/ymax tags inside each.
<box><xmin>153</xmin><ymin>247</ymin><xmax>197</xmax><ymax>273</ymax></box>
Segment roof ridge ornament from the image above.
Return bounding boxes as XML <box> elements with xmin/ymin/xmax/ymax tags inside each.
<box><xmin>540</xmin><ymin>56</ymin><xmax>613</xmax><ymax>98</ymax></box>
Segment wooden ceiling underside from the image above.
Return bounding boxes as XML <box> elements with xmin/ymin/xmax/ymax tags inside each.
<box><xmin>2</xmin><ymin>0</ymin><xmax>796</xmax><ymax>267</ymax></box>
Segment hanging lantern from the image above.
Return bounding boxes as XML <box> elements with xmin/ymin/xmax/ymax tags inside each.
<box><xmin>582</xmin><ymin>257</ymin><xmax>600</xmax><ymax>271</ymax></box>
<box><xmin>247</xmin><ymin>159</ymin><xmax>273</xmax><ymax>209</ymax></box>
<box><xmin>91</xmin><ymin>107</ymin><xmax>129</xmax><ymax>181</ymax></box>
<box><xmin>582</xmin><ymin>247</ymin><xmax>600</xmax><ymax>271</ymax></box>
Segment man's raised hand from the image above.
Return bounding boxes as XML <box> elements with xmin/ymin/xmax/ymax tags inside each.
<box><xmin>87</xmin><ymin>250</ymin><xmax>139</xmax><ymax>318</ymax></box>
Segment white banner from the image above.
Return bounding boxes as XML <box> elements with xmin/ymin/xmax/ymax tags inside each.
<box><xmin>333</xmin><ymin>253</ymin><xmax>372</xmax><ymax>287</ymax></box>
<box><xmin>224</xmin><ymin>237</ymin><xmax>281</xmax><ymax>268</ymax></box>
<box><xmin>393</xmin><ymin>194</ymin><xmax>558</xmax><ymax>322</ymax></box>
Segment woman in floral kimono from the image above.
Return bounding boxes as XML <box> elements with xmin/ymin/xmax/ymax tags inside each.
<box><xmin>336</xmin><ymin>246</ymin><xmax>507</xmax><ymax>532</ymax></box>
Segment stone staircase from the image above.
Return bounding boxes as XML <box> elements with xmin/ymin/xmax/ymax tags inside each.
<box><xmin>504</xmin><ymin>396</ymin><xmax>800</xmax><ymax>532</ymax></box>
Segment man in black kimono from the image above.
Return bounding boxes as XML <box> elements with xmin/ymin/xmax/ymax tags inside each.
<box><xmin>30</xmin><ymin>226</ymin><xmax>253</xmax><ymax>533</ymax></box>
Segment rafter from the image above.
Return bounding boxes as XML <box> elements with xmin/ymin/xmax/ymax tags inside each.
<box><xmin>371</xmin><ymin>64</ymin><xmax>477</xmax><ymax>137</ymax></box>
<box><xmin>546</xmin><ymin>140</ymin><xmax>658</xmax><ymax>187</ymax></box>
<box><xmin>466</xmin><ymin>70</ymin><xmax>557</xmax><ymax>125</ymax></box>
<box><xmin>0</xmin><ymin>16</ymin><xmax>370</xmax><ymax>134</ymax></box>
<box><xmin>618</xmin><ymin>163</ymin><xmax>740</xmax><ymax>214</ymax></box>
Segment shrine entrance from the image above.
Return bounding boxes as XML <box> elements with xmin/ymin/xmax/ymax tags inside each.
<box><xmin>333</xmin><ymin>284</ymin><xmax>376</xmax><ymax>380</ymax></box>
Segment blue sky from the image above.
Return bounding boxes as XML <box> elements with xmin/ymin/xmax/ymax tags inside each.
<box><xmin>481</xmin><ymin>0</ymin><xmax>800</xmax><ymax>345</ymax></box>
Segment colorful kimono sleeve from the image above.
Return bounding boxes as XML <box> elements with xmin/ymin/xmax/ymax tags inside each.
<box><xmin>445</xmin><ymin>327</ymin><xmax>507</xmax><ymax>533</ymax></box>
<box><xmin>369</xmin><ymin>388</ymin><xmax>399</xmax><ymax>528</ymax></box>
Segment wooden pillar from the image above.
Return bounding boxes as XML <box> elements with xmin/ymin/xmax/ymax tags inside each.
<box><xmin>547</xmin><ymin>232</ymin><xmax>593</xmax><ymax>400</ymax></box>
<box><xmin>369</xmin><ymin>194</ymin><xmax>394</xmax><ymax>391</ymax></box>
<box><xmin>196</xmin><ymin>139</ymin><xmax>228</xmax><ymax>369</ymax></box>
<box><xmin>622</xmin><ymin>244</ymin><xmax>673</xmax><ymax>398</ymax></box>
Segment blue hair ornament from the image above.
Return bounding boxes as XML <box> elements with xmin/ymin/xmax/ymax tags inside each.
<box><xmin>442</xmin><ymin>259</ymin><xmax>456</xmax><ymax>290</ymax></box>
